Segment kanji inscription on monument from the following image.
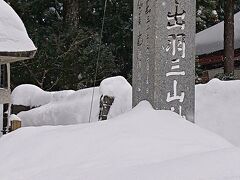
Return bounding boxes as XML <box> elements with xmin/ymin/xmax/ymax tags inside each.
<box><xmin>133</xmin><ymin>0</ymin><xmax>195</xmax><ymax>122</ymax></box>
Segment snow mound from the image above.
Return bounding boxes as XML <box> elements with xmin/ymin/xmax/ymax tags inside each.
<box><xmin>17</xmin><ymin>87</ymin><xmax>99</xmax><ymax>126</ymax></box>
<box><xmin>99</xmin><ymin>76</ymin><xmax>132</xmax><ymax>119</ymax></box>
<box><xmin>15</xmin><ymin>76</ymin><xmax>132</xmax><ymax>126</ymax></box>
<box><xmin>11</xmin><ymin>84</ymin><xmax>75</xmax><ymax>107</ymax></box>
<box><xmin>196</xmin><ymin>78</ymin><xmax>240</xmax><ymax>147</ymax></box>
<box><xmin>0</xmin><ymin>101</ymin><xmax>240</xmax><ymax>180</ymax></box>
<box><xmin>196</xmin><ymin>12</ymin><xmax>240</xmax><ymax>55</ymax></box>
<box><xmin>0</xmin><ymin>0</ymin><xmax>36</xmax><ymax>52</ymax></box>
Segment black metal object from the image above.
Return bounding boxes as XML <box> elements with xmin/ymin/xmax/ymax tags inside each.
<box><xmin>99</xmin><ymin>95</ymin><xmax>114</xmax><ymax>121</ymax></box>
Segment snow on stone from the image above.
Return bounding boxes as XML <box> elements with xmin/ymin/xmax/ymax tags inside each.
<box><xmin>0</xmin><ymin>0</ymin><xmax>36</xmax><ymax>52</ymax></box>
<box><xmin>0</xmin><ymin>101</ymin><xmax>240</xmax><ymax>180</ymax></box>
<box><xmin>11</xmin><ymin>84</ymin><xmax>75</xmax><ymax>107</ymax></box>
<box><xmin>196</xmin><ymin>12</ymin><xmax>240</xmax><ymax>55</ymax></box>
<box><xmin>99</xmin><ymin>76</ymin><xmax>132</xmax><ymax>119</ymax></box>
<box><xmin>196</xmin><ymin>78</ymin><xmax>240</xmax><ymax>147</ymax></box>
<box><xmin>15</xmin><ymin>76</ymin><xmax>131</xmax><ymax>126</ymax></box>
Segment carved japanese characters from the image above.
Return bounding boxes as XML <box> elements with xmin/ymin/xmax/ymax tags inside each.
<box><xmin>133</xmin><ymin>0</ymin><xmax>195</xmax><ymax>122</ymax></box>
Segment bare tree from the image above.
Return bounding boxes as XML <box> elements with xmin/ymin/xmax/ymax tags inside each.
<box><xmin>224</xmin><ymin>0</ymin><xmax>235</xmax><ymax>76</ymax></box>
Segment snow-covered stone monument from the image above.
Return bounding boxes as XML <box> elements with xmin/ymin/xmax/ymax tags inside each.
<box><xmin>133</xmin><ymin>0</ymin><xmax>195</xmax><ymax>122</ymax></box>
<box><xmin>0</xmin><ymin>0</ymin><xmax>37</xmax><ymax>134</ymax></box>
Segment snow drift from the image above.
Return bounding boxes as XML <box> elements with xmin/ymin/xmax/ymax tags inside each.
<box><xmin>196</xmin><ymin>78</ymin><xmax>240</xmax><ymax>147</ymax></box>
<box><xmin>0</xmin><ymin>101</ymin><xmax>240</xmax><ymax>180</ymax></box>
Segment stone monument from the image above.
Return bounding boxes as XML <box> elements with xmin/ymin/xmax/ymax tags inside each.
<box><xmin>133</xmin><ymin>0</ymin><xmax>195</xmax><ymax>122</ymax></box>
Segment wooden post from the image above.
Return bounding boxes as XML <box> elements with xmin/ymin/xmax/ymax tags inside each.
<box><xmin>9</xmin><ymin>114</ymin><xmax>22</xmax><ymax>132</ymax></box>
<box><xmin>10</xmin><ymin>120</ymin><xmax>21</xmax><ymax>132</ymax></box>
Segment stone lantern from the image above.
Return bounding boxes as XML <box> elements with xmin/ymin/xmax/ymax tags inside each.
<box><xmin>0</xmin><ymin>0</ymin><xmax>37</xmax><ymax>134</ymax></box>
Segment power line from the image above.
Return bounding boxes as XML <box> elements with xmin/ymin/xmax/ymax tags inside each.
<box><xmin>88</xmin><ymin>0</ymin><xmax>108</xmax><ymax>123</ymax></box>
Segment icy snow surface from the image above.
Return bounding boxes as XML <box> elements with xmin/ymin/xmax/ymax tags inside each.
<box><xmin>196</xmin><ymin>12</ymin><xmax>240</xmax><ymax>55</ymax></box>
<box><xmin>0</xmin><ymin>0</ymin><xmax>36</xmax><ymax>52</ymax></box>
<box><xmin>1</xmin><ymin>101</ymin><xmax>240</xmax><ymax>180</ymax></box>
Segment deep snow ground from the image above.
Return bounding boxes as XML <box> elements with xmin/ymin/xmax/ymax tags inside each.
<box><xmin>0</xmin><ymin>78</ymin><xmax>240</xmax><ymax>179</ymax></box>
<box><xmin>0</xmin><ymin>102</ymin><xmax>240</xmax><ymax>180</ymax></box>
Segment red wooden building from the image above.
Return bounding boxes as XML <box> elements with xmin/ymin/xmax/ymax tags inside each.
<box><xmin>196</xmin><ymin>12</ymin><xmax>240</xmax><ymax>82</ymax></box>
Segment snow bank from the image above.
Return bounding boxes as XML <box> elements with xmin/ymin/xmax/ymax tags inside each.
<box><xmin>0</xmin><ymin>101</ymin><xmax>240</xmax><ymax>180</ymax></box>
<box><xmin>15</xmin><ymin>76</ymin><xmax>132</xmax><ymax>126</ymax></box>
<box><xmin>11</xmin><ymin>84</ymin><xmax>75</xmax><ymax>107</ymax></box>
<box><xmin>0</xmin><ymin>0</ymin><xmax>36</xmax><ymax>52</ymax></box>
<box><xmin>196</xmin><ymin>12</ymin><xmax>240</xmax><ymax>55</ymax></box>
<box><xmin>196</xmin><ymin>78</ymin><xmax>240</xmax><ymax>147</ymax></box>
<box><xmin>17</xmin><ymin>87</ymin><xmax>99</xmax><ymax>126</ymax></box>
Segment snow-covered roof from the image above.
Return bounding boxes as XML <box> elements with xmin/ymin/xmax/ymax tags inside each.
<box><xmin>0</xmin><ymin>0</ymin><xmax>37</xmax><ymax>63</ymax></box>
<box><xmin>196</xmin><ymin>12</ymin><xmax>240</xmax><ymax>56</ymax></box>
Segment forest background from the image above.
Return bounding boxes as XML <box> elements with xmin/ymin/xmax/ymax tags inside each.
<box><xmin>5</xmin><ymin>0</ymin><xmax>240</xmax><ymax>90</ymax></box>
